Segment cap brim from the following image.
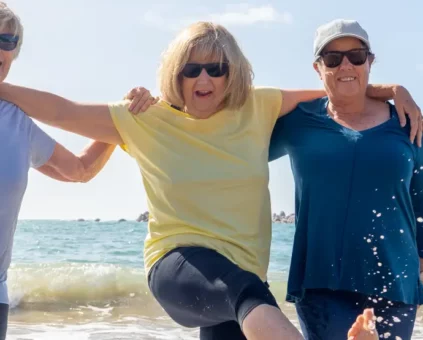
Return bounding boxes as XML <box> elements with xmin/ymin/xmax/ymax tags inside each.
<box><xmin>314</xmin><ymin>33</ymin><xmax>371</xmax><ymax>61</ymax></box>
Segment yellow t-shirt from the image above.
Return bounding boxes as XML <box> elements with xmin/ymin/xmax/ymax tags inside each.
<box><xmin>109</xmin><ymin>87</ymin><xmax>282</xmax><ymax>281</ymax></box>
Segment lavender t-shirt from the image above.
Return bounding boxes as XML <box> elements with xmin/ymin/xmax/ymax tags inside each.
<box><xmin>0</xmin><ymin>100</ymin><xmax>55</xmax><ymax>305</ymax></box>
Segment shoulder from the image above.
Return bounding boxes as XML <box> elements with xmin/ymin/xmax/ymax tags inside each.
<box><xmin>0</xmin><ymin>99</ymin><xmax>27</xmax><ymax>119</ymax></box>
<box><xmin>249</xmin><ymin>86</ymin><xmax>282</xmax><ymax>102</ymax></box>
<box><xmin>244</xmin><ymin>87</ymin><xmax>282</xmax><ymax>120</ymax></box>
<box><xmin>108</xmin><ymin>99</ymin><xmax>170</xmax><ymax>119</ymax></box>
<box><xmin>296</xmin><ymin>97</ymin><xmax>329</xmax><ymax>115</ymax></box>
<box><xmin>108</xmin><ymin>99</ymin><xmax>131</xmax><ymax>116</ymax></box>
<box><xmin>0</xmin><ymin>99</ymin><xmax>36</xmax><ymax>134</ymax></box>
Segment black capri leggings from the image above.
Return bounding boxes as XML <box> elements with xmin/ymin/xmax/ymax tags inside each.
<box><xmin>148</xmin><ymin>246</ymin><xmax>279</xmax><ymax>340</ymax></box>
<box><xmin>0</xmin><ymin>303</ymin><xmax>8</xmax><ymax>340</ymax></box>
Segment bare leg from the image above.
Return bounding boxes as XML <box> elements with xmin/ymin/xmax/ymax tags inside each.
<box><xmin>242</xmin><ymin>304</ymin><xmax>303</xmax><ymax>340</ymax></box>
<box><xmin>347</xmin><ymin>308</ymin><xmax>378</xmax><ymax>340</ymax></box>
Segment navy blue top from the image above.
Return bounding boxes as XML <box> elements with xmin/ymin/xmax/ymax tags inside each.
<box><xmin>269</xmin><ymin>98</ymin><xmax>423</xmax><ymax>305</ymax></box>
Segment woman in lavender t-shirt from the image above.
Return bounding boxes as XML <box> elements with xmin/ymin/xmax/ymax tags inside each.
<box><xmin>0</xmin><ymin>3</ymin><xmax>125</xmax><ymax>338</ymax></box>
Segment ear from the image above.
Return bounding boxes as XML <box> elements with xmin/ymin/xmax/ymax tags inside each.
<box><xmin>313</xmin><ymin>62</ymin><xmax>323</xmax><ymax>80</ymax></box>
<box><xmin>368</xmin><ymin>54</ymin><xmax>375</xmax><ymax>66</ymax></box>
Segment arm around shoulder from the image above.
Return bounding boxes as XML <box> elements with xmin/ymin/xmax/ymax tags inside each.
<box><xmin>279</xmin><ymin>89</ymin><xmax>326</xmax><ymax>117</ymax></box>
<box><xmin>0</xmin><ymin>82</ymin><xmax>123</xmax><ymax>144</ymax></box>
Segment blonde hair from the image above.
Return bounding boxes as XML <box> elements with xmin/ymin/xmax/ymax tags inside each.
<box><xmin>158</xmin><ymin>22</ymin><xmax>254</xmax><ymax>110</ymax></box>
<box><xmin>0</xmin><ymin>2</ymin><xmax>23</xmax><ymax>58</ymax></box>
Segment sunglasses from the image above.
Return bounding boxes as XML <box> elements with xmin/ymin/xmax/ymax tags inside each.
<box><xmin>181</xmin><ymin>62</ymin><xmax>229</xmax><ymax>78</ymax></box>
<box><xmin>319</xmin><ymin>48</ymin><xmax>371</xmax><ymax>68</ymax></box>
<box><xmin>0</xmin><ymin>33</ymin><xmax>19</xmax><ymax>51</ymax></box>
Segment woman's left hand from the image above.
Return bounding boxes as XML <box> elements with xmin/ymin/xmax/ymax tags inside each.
<box><xmin>393</xmin><ymin>86</ymin><xmax>422</xmax><ymax>147</ymax></box>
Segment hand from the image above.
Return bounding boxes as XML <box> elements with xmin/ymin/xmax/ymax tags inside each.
<box><xmin>393</xmin><ymin>86</ymin><xmax>422</xmax><ymax>147</ymax></box>
<box><xmin>124</xmin><ymin>87</ymin><xmax>159</xmax><ymax>114</ymax></box>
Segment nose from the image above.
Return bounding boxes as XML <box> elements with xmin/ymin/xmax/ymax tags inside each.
<box><xmin>196</xmin><ymin>68</ymin><xmax>211</xmax><ymax>83</ymax></box>
<box><xmin>339</xmin><ymin>55</ymin><xmax>353</xmax><ymax>70</ymax></box>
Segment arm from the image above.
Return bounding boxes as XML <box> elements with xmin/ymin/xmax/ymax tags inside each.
<box><xmin>0</xmin><ymin>83</ymin><xmax>122</xmax><ymax>144</ymax></box>
<box><xmin>37</xmin><ymin>141</ymin><xmax>116</xmax><ymax>183</ymax></box>
<box><xmin>366</xmin><ymin>84</ymin><xmax>422</xmax><ymax>146</ymax></box>
<box><xmin>279</xmin><ymin>89</ymin><xmax>326</xmax><ymax>117</ymax></box>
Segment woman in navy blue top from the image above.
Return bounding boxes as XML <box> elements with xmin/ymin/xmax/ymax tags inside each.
<box><xmin>269</xmin><ymin>19</ymin><xmax>423</xmax><ymax>340</ymax></box>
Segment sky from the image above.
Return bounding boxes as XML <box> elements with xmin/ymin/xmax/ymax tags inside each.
<box><xmin>5</xmin><ymin>0</ymin><xmax>422</xmax><ymax>220</ymax></box>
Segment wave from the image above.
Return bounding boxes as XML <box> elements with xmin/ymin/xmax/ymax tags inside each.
<box><xmin>7</xmin><ymin>263</ymin><xmax>287</xmax><ymax>314</ymax></box>
<box><xmin>7</xmin><ymin>263</ymin><xmax>156</xmax><ymax>310</ymax></box>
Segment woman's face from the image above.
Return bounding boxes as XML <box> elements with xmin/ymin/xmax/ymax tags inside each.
<box><xmin>181</xmin><ymin>50</ymin><xmax>228</xmax><ymax>119</ymax></box>
<box><xmin>314</xmin><ymin>37</ymin><xmax>373</xmax><ymax>101</ymax></box>
<box><xmin>0</xmin><ymin>29</ymin><xmax>17</xmax><ymax>83</ymax></box>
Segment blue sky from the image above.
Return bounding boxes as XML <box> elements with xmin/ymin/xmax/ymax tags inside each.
<box><xmin>7</xmin><ymin>0</ymin><xmax>422</xmax><ymax>220</ymax></box>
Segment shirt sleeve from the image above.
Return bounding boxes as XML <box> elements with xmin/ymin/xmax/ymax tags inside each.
<box><xmin>26</xmin><ymin>114</ymin><xmax>56</xmax><ymax>169</ymax></box>
<box><xmin>411</xmin><ymin>141</ymin><xmax>423</xmax><ymax>258</ymax></box>
<box><xmin>253</xmin><ymin>87</ymin><xmax>283</xmax><ymax>130</ymax></box>
<box><xmin>108</xmin><ymin>100</ymin><xmax>139</xmax><ymax>156</ymax></box>
<box><xmin>268</xmin><ymin>116</ymin><xmax>288</xmax><ymax>162</ymax></box>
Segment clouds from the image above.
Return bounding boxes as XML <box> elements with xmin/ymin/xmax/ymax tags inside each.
<box><xmin>208</xmin><ymin>4</ymin><xmax>293</xmax><ymax>26</ymax></box>
<box><xmin>142</xmin><ymin>4</ymin><xmax>293</xmax><ymax>31</ymax></box>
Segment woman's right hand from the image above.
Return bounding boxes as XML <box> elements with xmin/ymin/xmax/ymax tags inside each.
<box><xmin>124</xmin><ymin>87</ymin><xmax>159</xmax><ymax>114</ymax></box>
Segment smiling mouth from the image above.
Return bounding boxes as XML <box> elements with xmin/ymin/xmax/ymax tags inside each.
<box><xmin>338</xmin><ymin>77</ymin><xmax>356</xmax><ymax>82</ymax></box>
<box><xmin>195</xmin><ymin>90</ymin><xmax>212</xmax><ymax>97</ymax></box>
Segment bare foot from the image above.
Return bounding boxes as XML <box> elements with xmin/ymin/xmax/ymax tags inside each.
<box><xmin>347</xmin><ymin>308</ymin><xmax>378</xmax><ymax>340</ymax></box>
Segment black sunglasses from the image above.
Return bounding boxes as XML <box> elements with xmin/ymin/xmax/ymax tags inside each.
<box><xmin>319</xmin><ymin>48</ymin><xmax>371</xmax><ymax>68</ymax></box>
<box><xmin>0</xmin><ymin>33</ymin><xmax>19</xmax><ymax>51</ymax></box>
<box><xmin>181</xmin><ymin>62</ymin><xmax>229</xmax><ymax>78</ymax></box>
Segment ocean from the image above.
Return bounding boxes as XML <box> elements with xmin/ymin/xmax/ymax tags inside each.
<box><xmin>5</xmin><ymin>220</ymin><xmax>423</xmax><ymax>339</ymax></box>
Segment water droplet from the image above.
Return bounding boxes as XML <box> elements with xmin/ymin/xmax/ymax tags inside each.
<box><xmin>418</xmin><ymin>217</ymin><xmax>423</xmax><ymax>223</ymax></box>
<box><xmin>367</xmin><ymin>239</ymin><xmax>372</xmax><ymax>243</ymax></box>
<box><xmin>392</xmin><ymin>196</ymin><xmax>396</xmax><ymax>199</ymax></box>
<box><xmin>400</xmin><ymin>229</ymin><xmax>404</xmax><ymax>233</ymax></box>
<box><xmin>378</xmin><ymin>262</ymin><xmax>383</xmax><ymax>267</ymax></box>
<box><xmin>392</xmin><ymin>316</ymin><xmax>401</xmax><ymax>323</ymax></box>
<box><xmin>377</xmin><ymin>213</ymin><xmax>382</xmax><ymax>217</ymax></box>
<box><xmin>381</xmin><ymin>235</ymin><xmax>385</xmax><ymax>239</ymax></box>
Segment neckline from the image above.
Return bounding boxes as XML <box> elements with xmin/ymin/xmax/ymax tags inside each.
<box><xmin>323</xmin><ymin>98</ymin><xmax>396</xmax><ymax>134</ymax></box>
<box><xmin>159</xmin><ymin>100</ymin><xmax>227</xmax><ymax>121</ymax></box>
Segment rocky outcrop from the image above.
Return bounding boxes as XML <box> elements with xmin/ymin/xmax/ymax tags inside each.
<box><xmin>136</xmin><ymin>211</ymin><xmax>149</xmax><ymax>222</ymax></box>
<box><xmin>272</xmin><ymin>211</ymin><xmax>295</xmax><ymax>224</ymax></box>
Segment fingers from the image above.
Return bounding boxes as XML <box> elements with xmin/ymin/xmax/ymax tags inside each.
<box><xmin>127</xmin><ymin>87</ymin><xmax>157</xmax><ymax>114</ymax></box>
<box><xmin>362</xmin><ymin>308</ymin><xmax>376</xmax><ymax>331</ymax></box>
<box><xmin>131</xmin><ymin>89</ymin><xmax>152</xmax><ymax>114</ymax></box>
<box><xmin>408</xmin><ymin>107</ymin><xmax>419</xmax><ymax>145</ymax></box>
<box><xmin>395</xmin><ymin>102</ymin><xmax>407</xmax><ymax>128</ymax></box>
<box><xmin>141</xmin><ymin>95</ymin><xmax>156</xmax><ymax>112</ymax></box>
<box><xmin>125</xmin><ymin>87</ymin><xmax>138</xmax><ymax>101</ymax></box>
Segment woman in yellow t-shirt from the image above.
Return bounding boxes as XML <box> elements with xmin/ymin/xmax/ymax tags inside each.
<box><xmin>0</xmin><ymin>21</ymin><xmax>418</xmax><ymax>340</ymax></box>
